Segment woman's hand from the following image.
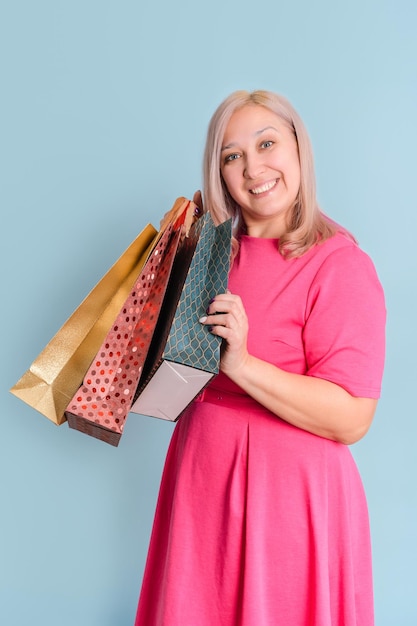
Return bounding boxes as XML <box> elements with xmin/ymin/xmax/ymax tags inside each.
<box><xmin>193</xmin><ymin>189</ymin><xmax>203</xmax><ymax>212</ymax></box>
<box><xmin>159</xmin><ymin>192</ymin><xmax>203</xmax><ymax>232</ymax></box>
<box><xmin>199</xmin><ymin>292</ymin><xmax>250</xmax><ymax>376</ymax></box>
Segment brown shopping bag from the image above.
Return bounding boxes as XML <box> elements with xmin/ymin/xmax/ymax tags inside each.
<box><xmin>9</xmin><ymin>197</ymin><xmax>195</xmax><ymax>426</ymax></box>
<box><xmin>64</xmin><ymin>198</ymin><xmax>198</xmax><ymax>446</ymax></box>
<box><xmin>130</xmin><ymin>213</ymin><xmax>232</xmax><ymax>422</ymax></box>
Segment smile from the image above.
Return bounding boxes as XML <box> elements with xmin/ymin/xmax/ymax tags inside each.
<box><xmin>249</xmin><ymin>179</ymin><xmax>278</xmax><ymax>195</ymax></box>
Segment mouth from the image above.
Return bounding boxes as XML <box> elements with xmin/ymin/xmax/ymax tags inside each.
<box><xmin>249</xmin><ymin>179</ymin><xmax>278</xmax><ymax>195</ymax></box>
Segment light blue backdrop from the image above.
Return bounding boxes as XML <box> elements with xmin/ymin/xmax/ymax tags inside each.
<box><xmin>1</xmin><ymin>1</ymin><xmax>416</xmax><ymax>624</ymax></box>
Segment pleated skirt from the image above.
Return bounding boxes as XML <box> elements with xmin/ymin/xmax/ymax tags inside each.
<box><xmin>134</xmin><ymin>388</ymin><xmax>374</xmax><ymax>626</ymax></box>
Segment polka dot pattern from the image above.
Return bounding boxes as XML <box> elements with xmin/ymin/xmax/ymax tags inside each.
<box><xmin>66</xmin><ymin>219</ymin><xmax>182</xmax><ymax>440</ymax></box>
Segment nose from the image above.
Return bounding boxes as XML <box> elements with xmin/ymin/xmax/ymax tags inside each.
<box><xmin>243</xmin><ymin>152</ymin><xmax>265</xmax><ymax>179</ymax></box>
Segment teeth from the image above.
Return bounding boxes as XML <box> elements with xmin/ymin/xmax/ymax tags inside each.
<box><xmin>250</xmin><ymin>180</ymin><xmax>277</xmax><ymax>194</ymax></box>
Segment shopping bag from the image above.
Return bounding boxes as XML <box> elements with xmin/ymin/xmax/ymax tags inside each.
<box><xmin>9</xmin><ymin>224</ymin><xmax>158</xmax><ymax>425</ymax></box>
<box><xmin>9</xmin><ymin>196</ymin><xmax>197</xmax><ymax>426</ymax></box>
<box><xmin>64</xmin><ymin>198</ymin><xmax>198</xmax><ymax>446</ymax></box>
<box><xmin>130</xmin><ymin>213</ymin><xmax>232</xmax><ymax>422</ymax></box>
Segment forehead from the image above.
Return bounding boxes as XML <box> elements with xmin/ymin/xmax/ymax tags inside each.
<box><xmin>222</xmin><ymin>105</ymin><xmax>290</xmax><ymax>143</ymax></box>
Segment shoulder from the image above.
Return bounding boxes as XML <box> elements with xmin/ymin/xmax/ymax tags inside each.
<box><xmin>306</xmin><ymin>232</ymin><xmax>380</xmax><ymax>279</ymax></box>
<box><xmin>310</xmin><ymin>231</ymin><xmax>365</xmax><ymax>259</ymax></box>
<box><xmin>304</xmin><ymin>232</ymin><xmax>385</xmax><ymax>310</ymax></box>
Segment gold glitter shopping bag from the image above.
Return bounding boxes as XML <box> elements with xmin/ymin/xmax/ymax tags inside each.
<box><xmin>10</xmin><ymin>198</ymin><xmax>196</xmax><ymax>426</ymax></box>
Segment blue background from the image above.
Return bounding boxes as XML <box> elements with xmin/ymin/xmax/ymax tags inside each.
<box><xmin>1</xmin><ymin>1</ymin><xmax>416</xmax><ymax>624</ymax></box>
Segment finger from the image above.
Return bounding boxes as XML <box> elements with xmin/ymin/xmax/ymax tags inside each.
<box><xmin>205</xmin><ymin>295</ymin><xmax>244</xmax><ymax>318</ymax></box>
<box><xmin>205</xmin><ymin>290</ymin><xmax>237</xmax><ymax>304</ymax></box>
<box><xmin>199</xmin><ymin>313</ymin><xmax>230</xmax><ymax>327</ymax></box>
<box><xmin>193</xmin><ymin>190</ymin><xmax>203</xmax><ymax>210</ymax></box>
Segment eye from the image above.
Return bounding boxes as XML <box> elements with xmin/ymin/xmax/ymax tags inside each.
<box><xmin>260</xmin><ymin>140</ymin><xmax>274</xmax><ymax>149</ymax></box>
<box><xmin>224</xmin><ymin>152</ymin><xmax>240</xmax><ymax>164</ymax></box>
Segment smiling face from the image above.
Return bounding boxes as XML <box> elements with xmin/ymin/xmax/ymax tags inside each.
<box><xmin>220</xmin><ymin>105</ymin><xmax>301</xmax><ymax>238</ymax></box>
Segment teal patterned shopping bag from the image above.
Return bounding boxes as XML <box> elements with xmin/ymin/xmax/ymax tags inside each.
<box><xmin>131</xmin><ymin>213</ymin><xmax>232</xmax><ymax>421</ymax></box>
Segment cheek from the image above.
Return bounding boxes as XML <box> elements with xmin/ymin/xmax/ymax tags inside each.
<box><xmin>286</xmin><ymin>155</ymin><xmax>301</xmax><ymax>188</ymax></box>
<box><xmin>292</xmin><ymin>165</ymin><xmax>301</xmax><ymax>189</ymax></box>
<box><xmin>221</xmin><ymin>169</ymin><xmax>239</xmax><ymax>196</ymax></box>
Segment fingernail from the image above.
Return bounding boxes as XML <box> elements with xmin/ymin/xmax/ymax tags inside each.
<box><xmin>199</xmin><ymin>316</ymin><xmax>207</xmax><ymax>323</ymax></box>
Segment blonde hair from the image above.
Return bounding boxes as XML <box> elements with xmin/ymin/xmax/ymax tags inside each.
<box><xmin>203</xmin><ymin>90</ymin><xmax>344</xmax><ymax>258</ymax></box>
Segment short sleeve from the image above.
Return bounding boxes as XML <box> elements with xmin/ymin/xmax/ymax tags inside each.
<box><xmin>304</xmin><ymin>244</ymin><xmax>386</xmax><ymax>398</ymax></box>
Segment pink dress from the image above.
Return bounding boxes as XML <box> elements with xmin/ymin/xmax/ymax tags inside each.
<box><xmin>134</xmin><ymin>233</ymin><xmax>386</xmax><ymax>626</ymax></box>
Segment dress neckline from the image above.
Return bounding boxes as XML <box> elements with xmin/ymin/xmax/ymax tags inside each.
<box><xmin>239</xmin><ymin>234</ymin><xmax>280</xmax><ymax>243</ymax></box>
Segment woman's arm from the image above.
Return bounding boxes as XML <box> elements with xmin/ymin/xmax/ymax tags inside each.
<box><xmin>199</xmin><ymin>292</ymin><xmax>378</xmax><ymax>445</ymax></box>
<box><xmin>223</xmin><ymin>354</ymin><xmax>377</xmax><ymax>444</ymax></box>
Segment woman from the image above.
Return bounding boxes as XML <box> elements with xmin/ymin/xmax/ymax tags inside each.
<box><xmin>134</xmin><ymin>90</ymin><xmax>386</xmax><ymax>625</ymax></box>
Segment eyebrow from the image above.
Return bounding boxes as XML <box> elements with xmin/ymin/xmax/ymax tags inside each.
<box><xmin>221</xmin><ymin>126</ymin><xmax>279</xmax><ymax>151</ymax></box>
